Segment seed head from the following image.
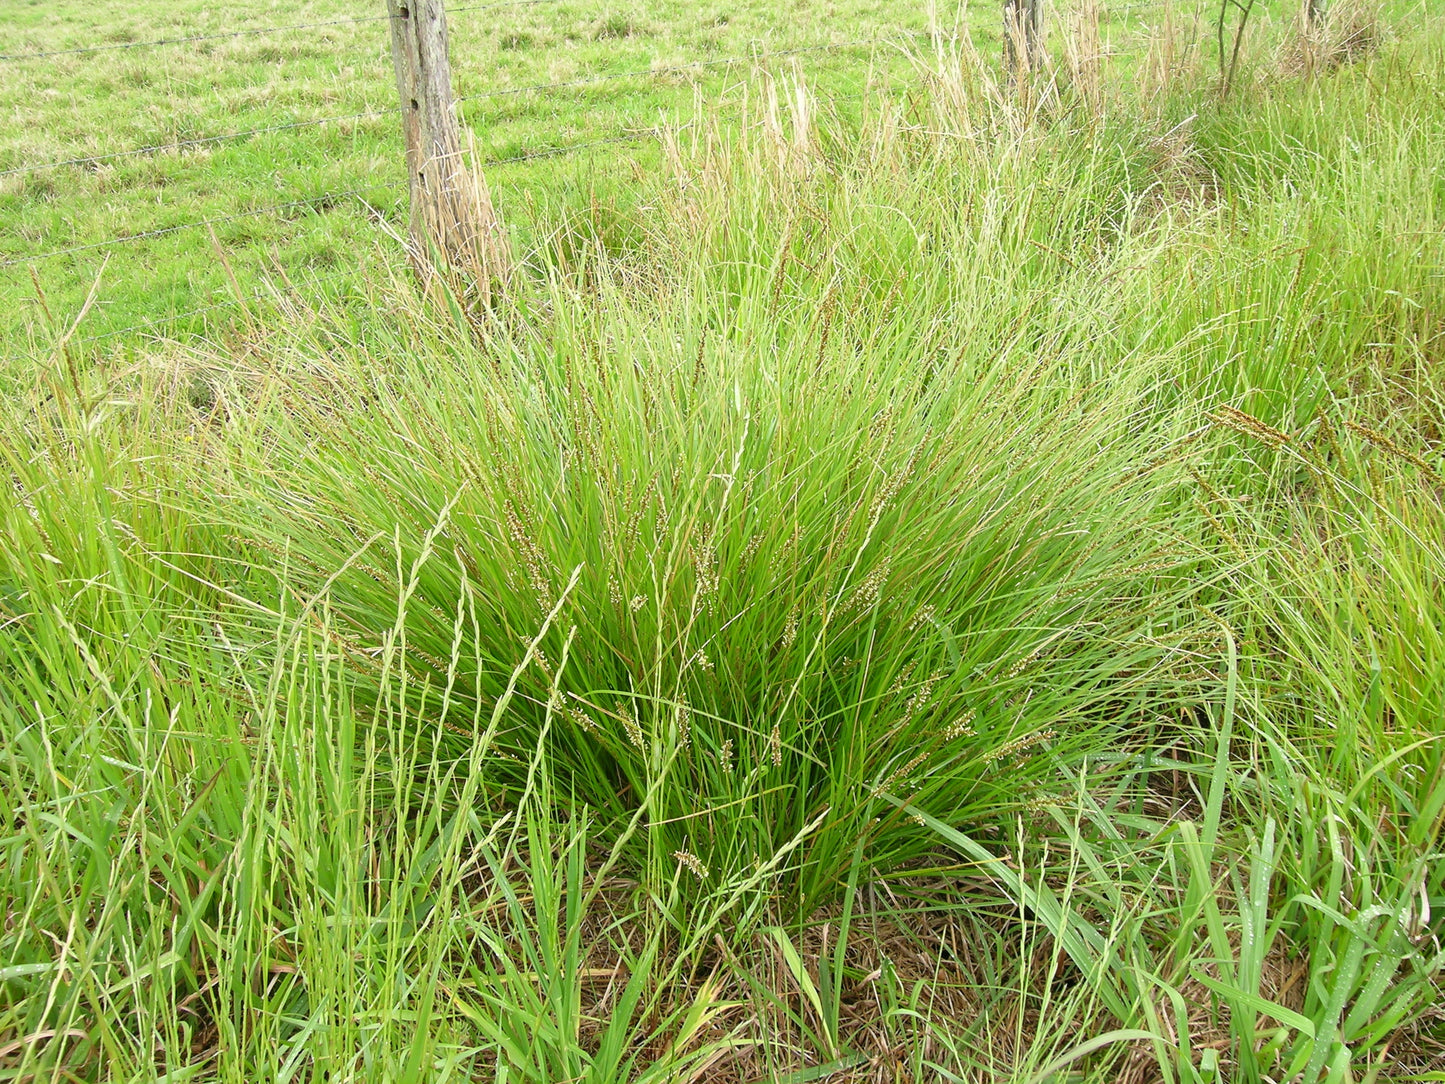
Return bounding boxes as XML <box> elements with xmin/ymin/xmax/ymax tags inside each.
<box><xmin>900</xmin><ymin>668</ymin><xmax>944</xmax><ymax>724</ymax></box>
<box><xmin>983</xmin><ymin>728</ymin><xmax>1058</xmax><ymax>764</ymax></box>
<box><xmin>873</xmin><ymin>749</ymin><xmax>931</xmax><ymax>797</ymax></box>
<box><xmin>566</xmin><ymin>702</ymin><xmax>600</xmax><ymax>735</ymax></box>
<box><xmin>673</xmin><ymin>850</ymin><xmax>710</xmax><ymax>880</ymax></box>
<box><xmin>781</xmin><ymin>610</ymin><xmax>799</xmax><ymax>649</ymax></box>
<box><xmin>944</xmin><ymin>710</ymin><xmax>977</xmax><ymax>740</ymax></box>
<box><xmin>618</xmin><ymin>704</ymin><xmax>645</xmax><ymax>751</ymax></box>
<box><xmin>846</xmin><ymin>559</ymin><xmax>892</xmax><ymax>615</ymax></box>
<box><xmin>1006</xmin><ymin>643</ymin><xmax>1045</xmax><ymax>679</ymax></box>
<box><xmin>1208</xmin><ymin>405</ymin><xmax>1291</xmax><ymax>448</ymax></box>
<box><xmin>908</xmin><ymin>606</ymin><xmax>937</xmax><ymax>633</ymax></box>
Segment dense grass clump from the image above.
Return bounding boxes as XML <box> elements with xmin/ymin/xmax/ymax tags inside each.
<box><xmin>2</xmin><ymin>20</ymin><xmax>1444</xmax><ymax>1083</ymax></box>
<box><xmin>215</xmin><ymin>187</ymin><xmax>1215</xmax><ymax>918</ymax></box>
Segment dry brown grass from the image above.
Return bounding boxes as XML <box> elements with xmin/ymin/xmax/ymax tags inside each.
<box><xmin>409</xmin><ymin>135</ymin><xmax>513</xmax><ymax>314</ymax></box>
<box><xmin>1279</xmin><ymin>0</ymin><xmax>1385</xmax><ymax>76</ymax></box>
<box><xmin>516</xmin><ymin>861</ymin><xmax>1151</xmax><ymax>1083</ymax></box>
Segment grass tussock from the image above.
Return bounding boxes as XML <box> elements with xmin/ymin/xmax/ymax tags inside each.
<box><xmin>2</xmin><ymin>18</ymin><xmax>1444</xmax><ymax>1083</ymax></box>
<box><xmin>1280</xmin><ymin>0</ymin><xmax>1387</xmax><ymax>76</ymax></box>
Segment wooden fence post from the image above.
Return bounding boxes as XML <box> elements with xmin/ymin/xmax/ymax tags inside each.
<box><xmin>386</xmin><ymin>0</ymin><xmax>506</xmax><ymax>296</ymax></box>
<box><xmin>1003</xmin><ymin>0</ymin><xmax>1043</xmax><ymax>81</ymax></box>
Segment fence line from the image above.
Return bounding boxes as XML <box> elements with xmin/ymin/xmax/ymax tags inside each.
<box><xmin>68</xmin><ymin>132</ymin><xmax>670</xmax><ymax>344</ymax></box>
<box><xmin>78</xmin><ymin>295</ymin><xmax>271</xmax><ymax>346</ymax></box>
<box><xmin>1</xmin><ymin>38</ymin><xmax>884</xmax><ymax>181</ymax></box>
<box><xmin>0</xmin><ymin>15</ymin><xmax>397</xmax><ymax>63</ymax></box>
<box><xmin>458</xmin><ymin>37</ymin><xmax>892</xmax><ymax>105</ymax></box>
<box><xmin>5</xmin><ymin>131</ymin><xmax>662</xmax><ymax>270</ymax></box>
<box><xmin>76</xmin><ymin>267</ymin><xmax>366</xmax><ymax>345</ymax></box>
<box><xmin>5</xmin><ymin>49</ymin><xmax>883</xmax><ymax>269</ymax></box>
<box><xmin>4</xmin><ymin>6</ymin><xmax>892</xmax><ymax>344</ymax></box>
<box><xmin>0</xmin><ymin>0</ymin><xmax>557</xmax><ymax>64</ymax></box>
<box><xmin>3</xmin><ymin>190</ymin><xmax>392</xmax><ymax>269</ymax></box>
<box><xmin>1102</xmin><ymin>0</ymin><xmax>1190</xmax><ymax>14</ymax></box>
<box><xmin>0</xmin><ymin>110</ymin><xmax>396</xmax><ymax>180</ymax></box>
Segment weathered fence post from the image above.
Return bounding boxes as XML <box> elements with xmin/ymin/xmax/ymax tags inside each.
<box><xmin>386</xmin><ymin>0</ymin><xmax>506</xmax><ymax>297</ymax></box>
<box><xmin>1003</xmin><ymin>0</ymin><xmax>1043</xmax><ymax>80</ymax></box>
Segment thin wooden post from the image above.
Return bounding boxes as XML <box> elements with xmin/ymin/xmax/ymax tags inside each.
<box><xmin>387</xmin><ymin>0</ymin><xmax>506</xmax><ymax>296</ymax></box>
<box><xmin>1003</xmin><ymin>0</ymin><xmax>1043</xmax><ymax>80</ymax></box>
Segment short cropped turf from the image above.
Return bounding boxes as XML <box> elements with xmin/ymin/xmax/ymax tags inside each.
<box><xmin>2</xmin><ymin>3</ymin><xmax>1444</xmax><ymax>1082</ymax></box>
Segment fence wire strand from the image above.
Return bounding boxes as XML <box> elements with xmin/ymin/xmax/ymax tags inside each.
<box><xmin>69</xmin><ymin>134</ymin><xmax>663</xmax><ymax>344</ymax></box>
<box><xmin>2</xmin><ymin>37</ymin><xmax>887</xmax><ymax>180</ymax></box>
<box><xmin>458</xmin><ymin>37</ymin><xmax>891</xmax><ymax>104</ymax></box>
<box><xmin>76</xmin><ymin>267</ymin><xmax>366</xmax><ymax>345</ymax></box>
<box><xmin>5</xmin><ymin>131</ymin><xmax>658</xmax><ymax>270</ymax></box>
<box><xmin>5</xmin><ymin>16</ymin><xmax>888</xmax><ymax>342</ymax></box>
<box><xmin>0</xmin><ymin>0</ymin><xmax>558</xmax><ymax>64</ymax></box>
<box><xmin>0</xmin><ymin>110</ymin><xmax>397</xmax><ymax>179</ymax></box>
<box><xmin>49</xmin><ymin>71</ymin><xmax>866</xmax><ymax>348</ymax></box>
<box><xmin>3</xmin><ymin>189</ymin><xmax>394</xmax><ymax>269</ymax></box>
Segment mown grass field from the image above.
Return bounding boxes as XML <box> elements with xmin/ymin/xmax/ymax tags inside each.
<box><xmin>3</xmin><ymin>1</ymin><xmax>1445</xmax><ymax>1082</ymax></box>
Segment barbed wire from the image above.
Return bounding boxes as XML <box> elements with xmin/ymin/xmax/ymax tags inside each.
<box><xmin>458</xmin><ymin>36</ymin><xmax>893</xmax><ymax>105</ymax></box>
<box><xmin>1100</xmin><ymin>0</ymin><xmax>1212</xmax><ymax>16</ymax></box>
<box><xmin>77</xmin><ymin>295</ymin><xmax>268</xmax><ymax>346</ymax></box>
<box><xmin>1</xmin><ymin>36</ymin><xmax>888</xmax><ymax>181</ymax></box>
<box><xmin>65</xmin><ymin>137</ymin><xmax>664</xmax><ymax>344</ymax></box>
<box><xmin>2</xmin><ymin>188</ymin><xmax>394</xmax><ymax>269</ymax></box>
<box><xmin>52</xmin><ymin>77</ymin><xmax>877</xmax><ymax>347</ymax></box>
<box><xmin>0</xmin><ymin>110</ymin><xmax>396</xmax><ymax>179</ymax></box>
<box><xmin>75</xmin><ymin>267</ymin><xmax>366</xmax><ymax>345</ymax></box>
<box><xmin>67</xmin><ymin>136</ymin><xmax>666</xmax><ymax>343</ymax></box>
<box><xmin>0</xmin><ymin>14</ymin><xmax>394</xmax><ymax>63</ymax></box>
<box><xmin>5</xmin><ymin>52</ymin><xmax>888</xmax><ymax>269</ymax></box>
<box><xmin>0</xmin><ymin>0</ymin><xmax>558</xmax><ymax>64</ymax></box>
